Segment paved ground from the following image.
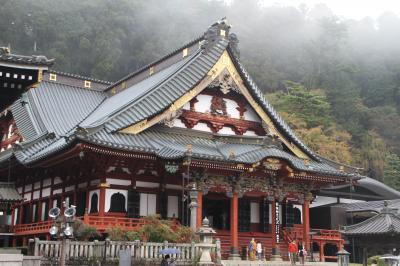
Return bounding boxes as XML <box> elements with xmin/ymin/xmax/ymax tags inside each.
<box><xmin>221</xmin><ymin>261</ymin><xmax>337</xmax><ymax>266</ymax></box>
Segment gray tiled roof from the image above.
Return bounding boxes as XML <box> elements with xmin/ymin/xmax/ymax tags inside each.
<box><xmin>0</xmin><ymin>182</ymin><xmax>22</xmax><ymax>202</ymax></box>
<box><xmin>339</xmin><ymin>199</ymin><xmax>400</xmax><ymax>213</ymax></box>
<box><xmin>82</xmin><ymin>38</ymin><xmax>228</xmax><ymax>132</ymax></box>
<box><xmin>344</xmin><ymin>205</ymin><xmax>400</xmax><ymax>235</ymax></box>
<box><xmin>0</xmin><ymin>48</ymin><xmax>54</xmax><ymax>67</ymax></box>
<box><xmin>12</xmin><ymin>81</ymin><xmax>105</xmax><ymax>140</ymax></box>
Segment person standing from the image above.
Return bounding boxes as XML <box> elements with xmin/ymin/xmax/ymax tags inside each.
<box><xmin>248</xmin><ymin>238</ymin><xmax>257</xmax><ymax>261</ymax></box>
<box><xmin>288</xmin><ymin>240</ymin><xmax>298</xmax><ymax>265</ymax></box>
<box><xmin>256</xmin><ymin>242</ymin><xmax>263</xmax><ymax>260</ymax></box>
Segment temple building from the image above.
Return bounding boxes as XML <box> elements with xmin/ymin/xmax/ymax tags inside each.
<box><xmin>0</xmin><ymin>20</ymin><xmax>366</xmax><ymax>260</ymax></box>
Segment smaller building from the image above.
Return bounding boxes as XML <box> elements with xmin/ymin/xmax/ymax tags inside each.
<box><xmin>0</xmin><ymin>182</ymin><xmax>22</xmax><ymax>246</ymax></box>
<box><xmin>343</xmin><ymin>201</ymin><xmax>400</xmax><ymax>265</ymax></box>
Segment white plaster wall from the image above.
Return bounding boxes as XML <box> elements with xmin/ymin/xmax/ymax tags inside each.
<box><xmin>167</xmin><ymin>196</ymin><xmax>179</xmax><ymax>218</ymax></box>
<box><xmin>195</xmin><ymin>94</ymin><xmax>212</xmax><ymax>113</ymax></box>
<box><xmin>250</xmin><ymin>202</ymin><xmax>260</xmax><ymax>223</ymax></box>
<box><xmin>24</xmin><ymin>192</ymin><xmax>31</xmax><ymax>201</ymax></box>
<box><xmin>106</xmin><ymin>178</ymin><xmax>131</xmax><ymax>186</ymax></box>
<box><xmin>243</xmin><ymin>130</ymin><xmax>257</xmax><ymax>136</ymax></box>
<box><xmin>78</xmin><ymin>182</ymin><xmax>87</xmax><ymax>189</ymax></box>
<box><xmin>90</xmin><ymin>179</ymin><xmax>100</xmax><ymax>186</ymax></box>
<box><xmin>53</xmin><ymin>177</ymin><xmax>62</xmax><ymax>185</ymax></box>
<box><xmin>182</xmin><ymin>102</ymin><xmax>190</xmax><ymax>110</ymax></box>
<box><xmin>42</xmin><ymin>188</ymin><xmax>51</xmax><ymax>198</ymax></box>
<box><xmin>32</xmin><ymin>190</ymin><xmax>40</xmax><ymax>200</ymax></box>
<box><xmin>136</xmin><ymin>181</ymin><xmax>159</xmax><ymax>188</ymax></box>
<box><xmin>88</xmin><ymin>189</ymin><xmax>100</xmax><ymax>213</ymax></box>
<box><xmin>65</xmin><ymin>185</ymin><xmax>74</xmax><ymax>192</ymax></box>
<box><xmin>172</xmin><ymin>118</ymin><xmax>186</xmax><ymax>128</ymax></box>
<box><xmin>218</xmin><ymin>126</ymin><xmax>236</xmax><ymax>135</ymax></box>
<box><xmin>225</xmin><ymin>98</ymin><xmax>240</xmax><ymax>118</ymax></box>
<box><xmin>105</xmin><ymin>189</ymin><xmax>127</xmax><ymax>212</ymax></box>
<box><xmin>24</xmin><ymin>184</ymin><xmax>32</xmax><ymax>192</ymax></box>
<box><xmin>192</xmin><ymin>122</ymin><xmax>210</xmax><ymax>132</ymax></box>
<box><xmin>43</xmin><ymin>178</ymin><xmax>51</xmax><ymax>187</ymax></box>
<box><xmin>17</xmin><ymin>187</ymin><xmax>22</xmax><ymax>194</ymax></box>
<box><xmin>166</xmin><ymin>184</ymin><xmax>183</xmax><ymax>190</ymax></box>
<box><xmin>244</xmin><ymin>104</ymin><xmax>261</xmax><ymax>122</ymax></box>
<box><xmin>53</xmin><ymin>189</ymin><xmax>62</xmax><ymax>195</ymax></box>
<box><xmin>34</xmin><ymin>181</ymin><xmax>40</xmax><ymax>190</ymax></box>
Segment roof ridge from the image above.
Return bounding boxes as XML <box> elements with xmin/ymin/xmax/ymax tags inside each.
<box><xmin>106</xmin><ymin>36</ymin><xmax>203</xmax><ymax>91</ymax></box>
<box><xmin>49</xmin><ymin>70</ymin><xmax>112</xmax><ymax>85</ymax></box>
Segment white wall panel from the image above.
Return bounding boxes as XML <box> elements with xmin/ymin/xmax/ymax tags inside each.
<box><xmin>250</xmin><ymin>202</ymin><xmax>260</xmax><ymax>223</ymax></box>
<box><xmin>106</xmin><ymin>178</ymin><xmax>131</xmax><ymax>186</ymax></box>
<box><xmin>167</xmin><ymin>196</ymin><xmax>179</xmax><ymax>218</ymax></box>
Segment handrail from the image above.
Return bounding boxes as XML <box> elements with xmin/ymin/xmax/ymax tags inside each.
<box><xmin>13</xmin><ymin>215</ymin><xmax>182</xmax><ymax>235</ymax></box>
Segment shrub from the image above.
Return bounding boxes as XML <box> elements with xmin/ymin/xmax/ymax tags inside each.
<box><xmin>368</xmin><ymin>255</ymin><xmax>385</xmax><ymax>266</ymax></box>
<box><xmin>73</xmin><ymin>219</ymin><xmax>101</xmax><ymax>241</ymax></box>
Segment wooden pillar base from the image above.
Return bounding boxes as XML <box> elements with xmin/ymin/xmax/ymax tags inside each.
<box><xmin>270</xmin><ymin>247</ymin><xmax>283</xmax><ymax>261</ymax></box>
<box><xmin>228</xmin><ymin>247</ymin><xmax>241</xmax><ymax>260</ymax></box>
<box><xmin>229</xmin><ymin>192</ymin><xmax>239</xmax><ymax>260</ymax></box>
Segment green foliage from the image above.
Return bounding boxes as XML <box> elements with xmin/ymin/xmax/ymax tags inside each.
<box><xmin>268</xmin><ymin>84</ymin><xmax>353</xmax><ymax>164</ymax></box>
<box><xmin>368</xmin><ymin>255</ymin><xmax>385</xmax><ymax>266</ymax></box>
<box><xmin>384</xmin><ymin>153</ymin><xmax>400</xmax><ymax>190</ymax></box>
<box><xmin>73</xmin><ymin>219</ymin><xmax>101</xmax><ymax>241</ymax></box>
<box><xmin>106</xmin><ymin>216</ymin><xmax>196</xmax><ymax>243</ymax></box>
<box><xmin>105</xmin><ymin>227</ymin><xmax>140</xmax><ymax>241</ymax></box>
<box><xmin>270</xmin><ymin>82</ymin><xmax>332</xmax><ymax>128</ymax></box>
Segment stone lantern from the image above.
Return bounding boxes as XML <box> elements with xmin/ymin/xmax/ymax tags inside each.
<box><xmin>196</xmin><ymin>217</ymin><xmax>216</xmax><ymax>265</ymax></box>
<box><xmin>337</xmin><ymin>249</ymin><xmax>350</xmax><ymax>266</ymax></box>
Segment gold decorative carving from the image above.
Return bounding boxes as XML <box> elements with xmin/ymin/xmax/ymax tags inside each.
<box><xmin>84</xmin><ymin>80</ymin><xmax>91</xmax><ymax>88</ymax></box>
<box><xmin>49</xmin><ymin>73</ymin><xmax>57</xmax><ymax>81</ymax></box>
<box><xmin>182</xmin><ymin>48</ymin><xmax>188</xmax><ymax>57</ymax></box>
<box><xmin>263</xmin><ymin>158</ymin><xmax>282</xmax><ymax>171</ymax></box>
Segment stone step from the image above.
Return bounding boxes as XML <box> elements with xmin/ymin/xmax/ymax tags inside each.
<box><xmin>221</xmin><ymin>260</ymin><xmax>338</xmax><ymax>266</ymax></box>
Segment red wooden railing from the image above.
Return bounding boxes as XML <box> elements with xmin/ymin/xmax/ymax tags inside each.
<box><xmin>82</xmin><ymin>215</ymin><xmax>145</xmax><ymax>231</ymax></box>
<box><xmin>12</xmin><ymin>215</ymin><xmax>181</xmax><ymax>235</ymax></box>
<box><xmin>13</xmin><ymin>220</ymin><xmax>53</xmax><ymax>235</ymax></box>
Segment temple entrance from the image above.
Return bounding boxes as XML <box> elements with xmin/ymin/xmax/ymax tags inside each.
<box><xmin>203</xmin><ymin>195</ymin><xmax>230</xmax><ymax>230</ymax></box>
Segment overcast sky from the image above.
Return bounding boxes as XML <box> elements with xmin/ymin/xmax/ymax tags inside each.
<box><xmin>259</xmin><ymin>0</ymin><xmax>400</xmax><ymax>20</ymax></box>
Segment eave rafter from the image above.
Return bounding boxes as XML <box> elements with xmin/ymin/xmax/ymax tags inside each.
<box><xmin>119</xmin><ymin>50</ymin><xmax>310</xmax><ymax>160</ymax></box>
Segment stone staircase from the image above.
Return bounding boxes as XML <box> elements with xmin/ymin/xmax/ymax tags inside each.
<box><xmin>215</xmin><ymin>231</ymin><xmax>281</xmax><ymax>260</ymax></box>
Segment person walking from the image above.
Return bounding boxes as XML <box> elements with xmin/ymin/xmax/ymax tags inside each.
<box><xmin>256</xmin><ymin>242</ymin><xmax>263</xmax><ymax>260</ymax></box>
<box><xmin>298</xmin><ymin>242</ymin><xmax>307</xmax><ymax>265</ymax></box>
<box><xmin>288</xmin><ymin>240</ymin><xmax>298</xmax><ymax>265</ymax></box>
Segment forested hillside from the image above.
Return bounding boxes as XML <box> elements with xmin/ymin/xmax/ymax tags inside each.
<box><xmin>1</xmin><ymin>0</ymin><xmax>399</xmax><ymax>188</ymax></box>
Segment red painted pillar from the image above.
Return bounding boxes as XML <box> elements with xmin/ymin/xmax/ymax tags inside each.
<box><xmin>302</xmin><ymin>201</ymin><xmax>310</xmax><ymax>251</ymax></box>
<box><xmin>196</xmin><ymin>191</ymin><xmax>203</xmax><ymax>228</ymax></box>
<box><xmin>99</xmin><ymin>183</ymin><xmax>107</xmax><ymax>217</ymax></box>
<box><xmin>319</xmin><ymin>242</ymin><xmax>325</xmax><ymax>262</ymax></box>
<box><xmin>229</xmin><ymin>192</ymin><xmax>240</xmax><ymax>259</ymax></box>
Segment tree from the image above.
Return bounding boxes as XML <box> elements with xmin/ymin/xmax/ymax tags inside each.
<box><xmin>383</xmin><ymin>153</ymin><xmax>400</xmax><ymax>190</ymax></box>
